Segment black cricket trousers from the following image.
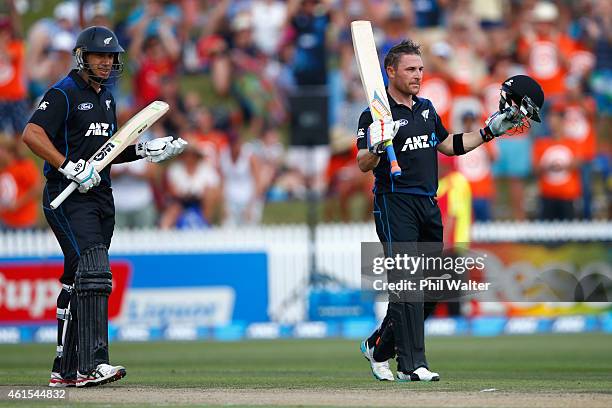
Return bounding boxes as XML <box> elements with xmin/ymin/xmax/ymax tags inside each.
<box><xmin>42</xmin><ymin>180</ymin><xmax>115</xmax><ymax>285</ymax></box>
<box><xmin>369</xmin><ymin>192</ymin><xmax>443</xmax><ymax>373</ymax></box>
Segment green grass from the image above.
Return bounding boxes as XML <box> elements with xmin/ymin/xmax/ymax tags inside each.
<box><xmin>1</xmin><ymin>334</ymin><xmax>611</xmax><ymax>393</ymax></box>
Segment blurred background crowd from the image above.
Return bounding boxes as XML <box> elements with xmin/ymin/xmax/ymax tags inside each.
<box><xmin>0</xmin><ymin>0</ymin><xmax>609</xmax><ymax>230</ymax></box>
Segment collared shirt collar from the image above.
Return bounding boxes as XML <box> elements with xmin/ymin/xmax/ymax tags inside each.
<box><xmin>387</xmin><ymin>89</ymin><xmax>421</xmax><ymax>109</ymax></box>
<box><xmin>69</xmin><ymin>69</ymin><xmax>106</xmax><ymax>93</ymax></box>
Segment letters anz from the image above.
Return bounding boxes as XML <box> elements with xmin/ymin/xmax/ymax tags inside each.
<box><xmin>85</xmin><ymin>122</ymin><xmax>110</xmax><ymax>137</ymax></box>
<box><xmin>402</xmin><ymin>134</ymin><xmax>430</xmax><ymax>151</ymax></box>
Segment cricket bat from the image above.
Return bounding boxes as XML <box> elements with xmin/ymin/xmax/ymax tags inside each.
<box><xmin>350</xmin><ymin>20</ymin><xmax>401</xmax><ymax>178</ymax></box>
<box><xmin>50</xmin><ymin>100</ymin><xmax>170</xmax><ymax>209</ymax></box>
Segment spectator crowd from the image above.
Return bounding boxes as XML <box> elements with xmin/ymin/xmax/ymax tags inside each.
<box><xmin>0</xmin><ymin>0</ymin><xmax>610</xmax><ymax>230</ymax></box>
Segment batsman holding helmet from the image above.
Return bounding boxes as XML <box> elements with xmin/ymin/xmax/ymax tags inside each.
<box><xmin>22</xmin><ymin>26</ymin><xmax>187</xmax><ymax>388</ymax></box>
<box><xmin>357</xmin><ymin>40</ymin><xmax>543</xmax><ymax>381</ymax></box>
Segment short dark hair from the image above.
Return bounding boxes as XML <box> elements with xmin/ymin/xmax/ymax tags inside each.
<box><xmin>384</xmin><ymin>40</ymin><xmax>422</xmax><ymax>69</ymax></box>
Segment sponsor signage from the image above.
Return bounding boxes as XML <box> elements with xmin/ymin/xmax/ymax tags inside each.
<box><xmin>0</xmin><ymin>261</ymin><xmax>130</xmax><ymax>323</ymax></box>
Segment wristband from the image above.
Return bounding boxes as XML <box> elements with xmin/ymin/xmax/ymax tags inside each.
<box><xmin>452</xmin><ymin>133</ymin><xmax>466</xmax><ymax>155</ymax></box>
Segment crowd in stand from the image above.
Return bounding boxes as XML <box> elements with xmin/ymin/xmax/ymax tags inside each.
<box><xmin>0</xmin><ymin>0</ymin><xmax>609</xmax><ymax>230</ymax></box>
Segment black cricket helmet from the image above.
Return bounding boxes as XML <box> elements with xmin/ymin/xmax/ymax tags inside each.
<box><xmin>73</xmin><ymin>26</ymin><xmax>125</xmax><ymax>83</ymax></box>
<box><xmin>499</xmin><ymin>74</ymin><xmax>544</xmax><ymax>123</ymax></box>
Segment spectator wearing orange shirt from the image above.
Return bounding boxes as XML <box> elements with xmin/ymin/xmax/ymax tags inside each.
<box><xmin>456</xmin><ymin>111</ymin><xmax>498</xmax><ymax>221</ymax></box>
<box><xmin>559</xmin><ymin>77</ymin><xmax>598</xmax><ymax>219</ymax></box>
<box><xmin>419</xmin><ymin>41</ymin><xmax>454</xmax><ymax>129</ymax></box>
<box><xmin>0</xmin><ymin>16</ymin><xmax>28</xmax><ymax>138</ymax></box>
<box><xmin>517</xmin><ymin>1</ymin><xmax>576</xmax><ymax>98</ymax></box>
<box><xmin>187</xmin><ymin>106</ymin><xmax>229</xmax><ymax>170</ymax></box>
<box><xmin>0</xmin><ymin>137</ymin><xmax>41</xmax><ymax>230</ymax></box>
<box><xmin>533</xmin><ymin>107</ymin><xmax>582</xmax><ymax>221</ymax></box>
<box><xmin>444</xmin><ymin>14</ymin><xmax>488</xmax><ymax>98</ymax></box>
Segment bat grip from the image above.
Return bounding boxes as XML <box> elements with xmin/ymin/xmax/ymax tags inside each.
<box><xmin>49</xmin><ymin>182</ymin><xmax>78</xmax><ymax>209</ymax></box>
<box><xmin>384</xmin><ymin>141</ymin><xmax>401</xmax><ymax>178</ymax></box>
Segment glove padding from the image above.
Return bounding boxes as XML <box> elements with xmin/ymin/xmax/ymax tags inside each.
<box><xmin>58</xmin><ymin>159</ymin><xmax>101</xmax><ymax>193</ymax></box>
<box><xmin>480</xmin><ymin>106</ymin><xmax>521</xmax><ymax>141</ymax></box>
<box><xmin>136</xmin><ymin>136</ymin><xmax>188</xmax><ymax>163</ymax></box>
<box><xmin>367</xmin><ymin>118</ymin><xmax>400</xmax><ymax>155</ymax></box>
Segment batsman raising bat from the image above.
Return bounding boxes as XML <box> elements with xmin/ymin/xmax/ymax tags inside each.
<box><xmin>354</xmin><ymin>34</ymin><xmax>543</xmax><ymax>382</ymax></box>
<box><xmin>22</xmin><ymin>26</ymin><xmax>187</xmax><ymax>388</ymax></box>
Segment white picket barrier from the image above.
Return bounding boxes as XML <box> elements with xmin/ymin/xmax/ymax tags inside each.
<box><xmin>1</xmin><ymin>221</ymin><xmax>610</xmax><ymax>322</ymax></box>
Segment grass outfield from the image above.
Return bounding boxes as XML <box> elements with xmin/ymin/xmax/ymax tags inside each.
<box><xmin>1</xmin><ymin>333</ymin><xmax>611</xmax><ymax>407</ymax></box>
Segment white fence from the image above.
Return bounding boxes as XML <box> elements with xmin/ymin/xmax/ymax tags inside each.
<box><xmin>1</xmin><ymin>221</ymin><xmax>610</xmax><ymax>322</ymax></box>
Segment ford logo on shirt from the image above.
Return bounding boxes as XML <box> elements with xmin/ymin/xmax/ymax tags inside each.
<box><xmin>78</xmin><ymin>102</ymin><xmax>94</xmax><ymax>111</ymax></box>
<box><xmin>397</xmin><ymin>119</ymin><xmax>409</xmax><ymax>127</ymax></box>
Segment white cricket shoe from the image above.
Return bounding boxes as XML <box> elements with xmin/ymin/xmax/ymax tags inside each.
<box><xmin>397</xmin><ymin>366</ymin><xmax>440</xmax><ymax>382</ymax></box>
<box><xmin>48</xmin><ymin>372</ymin><xmax>76</xmax><ymax>387</ymax></box>
<box><xmin>360</xmin><ymin>340</ymin><xmax>394</xmax><ymax>381</ymax></box>
<box><xmin>76</xmin><ymin>363</ymin><xmax>126</xmax><ymax>388</ymax></box>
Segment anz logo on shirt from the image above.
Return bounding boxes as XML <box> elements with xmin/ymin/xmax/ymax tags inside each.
<box><xmin>84</xmin><ymin>122</ymin><xmax>110</xmax><ymax>137</ymax></box>
<box><xmin>401</xmin><ymin>133</ymin><xmax>439</xmax><ymax>152</ymax></box>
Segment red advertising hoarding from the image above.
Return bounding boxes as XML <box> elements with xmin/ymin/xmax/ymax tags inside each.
<box><xmin>0</xmin><ymin>261</ymin><xmax>131</xmax><ymax>323</ymax></box>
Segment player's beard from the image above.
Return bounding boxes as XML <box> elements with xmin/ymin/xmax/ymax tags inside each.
<box><xmin>397</xmin><ymin>80</ymin><xmax>420</xmax><ymax>97</ymax></box>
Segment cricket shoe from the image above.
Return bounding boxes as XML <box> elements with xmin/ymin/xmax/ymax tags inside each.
<box><xmin>49</xmin><ymin>372</ymin><xmax>76</xmax><ymax>388</ymax></box>
<box><xmin>360</xmin><ymin>339</ymin><xmax>394</xmax><ymax>381</ymax></box>
<box><xmin>397</xmin><ymin>366</ymin><xmax>440</xmax><ymax>382</ymax></box>
<box><xmin>76</xmin><ymin>363</ymin><xmax>126</xmax><ymax>388</ymax></box>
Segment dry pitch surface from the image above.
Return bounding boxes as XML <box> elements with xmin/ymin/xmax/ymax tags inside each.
<box><xmin>2</xmin><ymin>334</ymin><xmax>611</xmax><ymax>407</ymax></box>
<box><xmin>67</xmin><ymin>387</ymin><xmax>612</xmax><ymax>407</ymax></box>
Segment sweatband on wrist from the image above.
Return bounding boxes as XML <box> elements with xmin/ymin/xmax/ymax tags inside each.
<box><xmin>453</xmin><ymin>133</ymin><xmax>466</xmax><ymax>155</ymax></box>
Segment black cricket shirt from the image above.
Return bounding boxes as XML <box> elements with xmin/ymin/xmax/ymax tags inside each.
<box><xmin>356</xmin><ymin>93</ymin><xmax>449</xmax><ymax>196</ymax></box>
<box><xmin>28</xmin><ymin>70</ymin><xmax>118</xmax><ymax>187</ymax></box>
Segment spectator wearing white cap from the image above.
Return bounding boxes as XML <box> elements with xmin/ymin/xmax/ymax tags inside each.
<box><xmin>517</xmin><ymin>1</ymin><xmax>576</xmax><ymax>98</ymax></box>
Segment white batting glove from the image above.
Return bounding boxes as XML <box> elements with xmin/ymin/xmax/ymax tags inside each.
<box><xmin>480</xmin><ymin>106</ymin><xmax>521</xmax><ymax>141</ymax></box>
<box><xmin>59</xmin><ymin>159</ymin><xmax>101</xmax><ymax>193</ymax></box>
<box><xmin>136</xmin><ymin>136</ymin><xmax>188</xmax><ymax>163</ymax></box>
<box><xmin>367</xmin><ymin>118</ymin><xmax>400</xmax><ymax>155</ymax></box>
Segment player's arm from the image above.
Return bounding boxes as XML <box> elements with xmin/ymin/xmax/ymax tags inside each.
<box><xmin>355</xmin><ymin>111</ymin><xmax>399</xmax><ymax>172</ymax></box>
<box><xmin>22</xmin><ymin>123</ymin><xmax>66</xmax><ymax>169</ymax></box>
<box><xmin>438</xmin><ymin>107</ymin><xmax>520</xmax><ymax>156</ymax></box>
<box><xmin>357</xmin><ymin>149</ymin><xmax>380</xmax><ymax>172</ymax></box>
<box><xmin>23</xmin><ymin>127</ymin><xmax>102</xmax><ymax>194</ymax></box>
<box><xmin>437</xmin><ymin>131</ymin><xmax>487</xmax><ymax>156</ymax></box>
<box><xmin>23</xmin><ymin>90</ymin><xmax>70</xmax><ymax>169</ymax></box>
<box><xmin>24</xmin><ymin>91</ymin><xmax>102</xmax><ymax>193</ymax></box>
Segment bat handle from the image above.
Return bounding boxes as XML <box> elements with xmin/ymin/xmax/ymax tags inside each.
<box><xmin>49</xmin><ymin>182</ymin><xmax>78</xmax><ymax>210</ymax></box>
<box><xmin>384</xmin><ymin>141</ymin><xmax>401</xmax><ymax>178</ymax></box>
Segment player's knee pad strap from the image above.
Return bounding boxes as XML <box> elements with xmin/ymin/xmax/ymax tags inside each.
<box><xmin>75</xmin><ymin>244</ymin><xmax>112</xmax><ymax>295</ymax></box>
<box><xmin>59</xmin><ymin>288</ymin><xmax>78</xmax><ymax>379</ymax></box>
<box><xmin>56</xmin><ymin>284</ymin><xmax>72</xmax><ymax>324</ymax></box>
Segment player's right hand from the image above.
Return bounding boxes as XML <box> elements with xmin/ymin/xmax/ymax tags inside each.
<box><xmin>480</xmin><ymin>106</ymin><xmax>521</xmax><ymax>141</ymax></box>
<box><xmin>367</xmin><ymin>118</ymin><xmax>400</xmax><ymax>155</ymax></box>
<box><xmin>58</xmin><ymin>159</ymin><xmax>101</xmax><ymax>193</ymax></box>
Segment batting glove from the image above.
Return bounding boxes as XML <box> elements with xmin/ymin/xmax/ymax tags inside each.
<box><xmin>480</xmin><ymin>106</ymin><xmax>520</xmax><ymax>142</ymax></box>
<box><xmin>136</xmin><ymin>136</ymin><xmax>189</xmax><ymax>163</ymax></box>
<box><xmin>59</xmin><ymin>159</ymin><xmax>101</xmax><ymax>193</ymax></box>
<box><xmin>367</xmin><ymin>118</ymin><xmax>400</xmax><ymax>155</ymax></box>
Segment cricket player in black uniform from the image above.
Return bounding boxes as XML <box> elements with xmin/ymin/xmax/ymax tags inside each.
<box><xmin>357</xmin><ymin>41</ymin><xmax>543</xmax><ymax>381</ymax></box>
<box><xmin>22</xmin><ymin>26</ymin><xmax>187</xmax><ymax>388</ymax></box>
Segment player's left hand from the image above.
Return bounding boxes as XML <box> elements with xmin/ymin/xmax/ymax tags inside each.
<box><xmin>480</xmin><ymin>106</ymin><xmax>521</xmax><ymax>141</ymax></box>
<box><xmin>136</xmin><ymin>136</ymin><xmax>188</xmax><ymax>163</ymax></box>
